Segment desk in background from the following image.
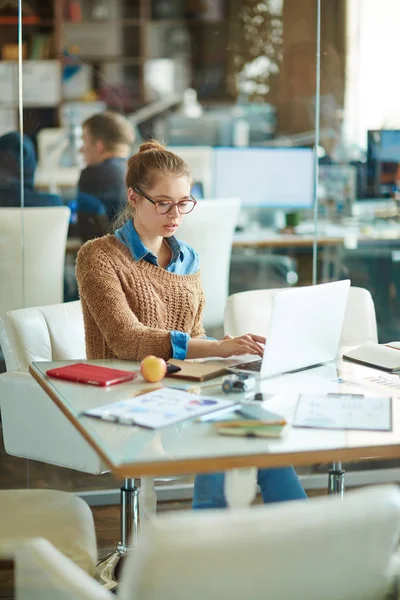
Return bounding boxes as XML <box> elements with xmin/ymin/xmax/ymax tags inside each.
<box><xmin>232</xmin><ymin>229</ymin><xmax>344</xmax><ymax>285</ymax></box>
<box><xmin>35</xmin><ymin>166</ymin><xmax>80</xmax><ymax>193</ymax></box>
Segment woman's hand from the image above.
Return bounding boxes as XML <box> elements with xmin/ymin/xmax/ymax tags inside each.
<box><xmin>186</xmin><ymin>334</ymin><xmax>265</xmax><ymax>359</ymax></box>
<box><xmin>215</xmin><ymin>334</ymin><xmax>265</xmax><ymax>358</ymax></box>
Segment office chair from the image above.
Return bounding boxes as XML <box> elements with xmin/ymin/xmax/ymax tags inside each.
<box><xmin>16</xmin><ymin>485</ymin><xmax>400</xmax><ymax>600</ymax></box>
<box><xmin>224</xmin><ymin>285</ymin><xmax>378</xmax><ymax>496</ymax></box>
<box><xmin>0</xmin><ymin>301</ymin><xmax>157</xmax><ymax>591</ymax></box>
<box><xmin>177</xmin><ymin>198</ymin><xmax>241</xmax><ymax>331</ymax></box>
<box><xmin>0</xmin><ymin>207</ymin><xmax>70</xmax><ymax>317</ymax></box>
<box><xmin>76</xmin><ymin>192</ymin><xmax>111</xmax><ymax>242</ymax></box>
<box><xmin>78</xmin><ymin>212</ymin><xmax>111</xmax><ymax>243</ymax></box>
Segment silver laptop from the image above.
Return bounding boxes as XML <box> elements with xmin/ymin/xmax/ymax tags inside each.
<box><xmin>229</xmin><ymin>280</ymin><xmax>350</xmax><ymax>379</ymax></box>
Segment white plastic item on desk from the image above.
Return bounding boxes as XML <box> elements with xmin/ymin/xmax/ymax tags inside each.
<box><xmin>233</xmin><ymin>118</ymin><xmax>250</xmax><ymax>147</ymax></box>
<box><xmin>343</xmin><ymin>341</ymin><xmax>400</xmax><ymax>372</ymax></box>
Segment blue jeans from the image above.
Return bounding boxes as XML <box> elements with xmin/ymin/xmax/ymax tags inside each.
<box><xmin>193</xmin><ymin>467</ymin><xmax>307</xmax><ymax>509</ymax></box>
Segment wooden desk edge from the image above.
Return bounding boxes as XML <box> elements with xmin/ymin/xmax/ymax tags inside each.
<box><xmin>29</xmin><ymin>364</ymin><xmax>400</xmax><ymax>479</ymax></box>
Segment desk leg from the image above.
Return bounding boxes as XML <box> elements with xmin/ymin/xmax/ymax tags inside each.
<box><xmin>321</xmin><ymin>245</ymin><xmax>343</xmax><ymax>283</ymax></box>
<box><xmin>139</xmin><ymin>477</ymin><xmax>158</xmax><ymax>522</ymax></box>
<box><xmin>96</xmin><ymin>477</ymin><xmax>138</xmax><ymax>591</ymax></box>
<box><xmin>328</xmin><ymin>462</ymin><xmax>345</xmax><ymax>497</ymax></box>
<box><xmin>224</xmin><ymin>468</ymin><xmax>258</xmax><ymax>508</ymax></box>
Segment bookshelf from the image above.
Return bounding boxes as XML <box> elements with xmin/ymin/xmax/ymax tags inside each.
<box><xmin>0</xmin><ymin>0</ymin><xmax>60</xmax><ymax>136</ymax></box>
<box><xmin>0</xmin><ymin>0</ymin><xmax>234</xmax><ymax>137</ymax></box>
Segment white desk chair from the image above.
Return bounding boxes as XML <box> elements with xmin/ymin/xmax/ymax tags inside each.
<box><xmin>0</xmin><ymin>301</ymin><xmax>155</xmax><ymax>591</ymax></box>
<box><xmin>224</xmin><ymin>285</ymin><xmax>378</xmax><ymax>348</ymax></box>
<box><xmin>224</xmin><ymin>285</ymin><xmax>379</xmax><ymax>495</ymax></box>
<box><xmin>177</xmin><ymin>198</ymin><xmax>241</xmax><ymax>332</ymax></box>
<box><xmin>0</xmin><ymin>489</ymin><xmax>97</xmax><ymax>575</ymax></box>
<box><xmin>0</xmin><ymin>207</ymin><xmax>70</xmax><ymax>317</ymax></box>
<box><xmin>15</xmin><ymin>485</ymin><xmax>400</xmax><ymax>600</ymax></box>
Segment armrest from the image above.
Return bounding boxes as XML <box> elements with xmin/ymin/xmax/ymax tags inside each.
<box><xmin>386</xmin><ymin>552</ymin><xmax>400</xmax><ymax>600</ymax></box>
<box><xmin>15</xmin><ymin>538</ymin><xmax>111</xmax><ymax>600</ymax></box>
<box><xmin>0</xmin><ymin>371</ymin><xmax>107</xmax><ymax>474</ymax></box>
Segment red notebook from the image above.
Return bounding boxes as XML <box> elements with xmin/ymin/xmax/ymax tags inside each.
<box><xmin>46</xmin><ymin>363</ymin><xmax>138</xmax><ymax>387</ymax></box>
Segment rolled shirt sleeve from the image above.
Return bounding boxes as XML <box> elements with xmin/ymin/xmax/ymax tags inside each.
<box><xmin>170</xmin><ymin>330</ymin><xmax>190</xmax><ymax>359</ymax></box>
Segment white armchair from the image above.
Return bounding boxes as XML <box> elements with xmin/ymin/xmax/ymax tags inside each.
<box><xmin>0</xmin><ymin>301</ymin><xmax>104</xmax><ymax>472</ymax></box>
<box><xmin>0</xmin><ymin>300</ymin><xmax>146</xmax><ymax>591</ymax></box>
<box><xmin>224</xmin><ymin>285</ymin><xmax>378</xmax><ymax>348</ymax></box>
<box><xmin>0</xmin><ymin>207</ymin><xmax>70</xmax><ymax>317</ymax></box>
<box><xmin>224</xmin><ymin>285</ymin><xmax>379</xmax><ymax>495</ymax></box>
<box><xmin>0</xmin><ymin>489</ymin><xmax>97</xmax><ymax>574</ymax></box>
<box><xmin>15</xmin><ymin>485</ymin><xmax>400</xmax><ymax>600</ymax></box>
<box><xmin>177</xmin><ymin>198</ymin><xmax>241</xmax><ymax>331</ymax></box>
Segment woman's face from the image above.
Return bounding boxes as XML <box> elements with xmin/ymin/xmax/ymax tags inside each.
<box><xmin>128</xmin><ymin>172</ymin><xmax>192</xmax><ymax>238</ymax></box>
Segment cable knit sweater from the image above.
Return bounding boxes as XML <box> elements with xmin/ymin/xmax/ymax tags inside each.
<box><xmin>76</xmin><ymin>235</ymin><xmax>205</xmax><ymax>361</ymax></box>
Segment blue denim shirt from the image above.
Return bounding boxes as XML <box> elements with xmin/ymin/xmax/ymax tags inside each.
<box><xmin>115</xmin><ymin>219</ymin><xmax>199</xmax><ymax>359</ymax></box>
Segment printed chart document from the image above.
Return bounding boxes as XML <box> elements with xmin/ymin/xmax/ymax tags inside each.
<box><xmin>293</xmin><ymin>393</ymin><xmax>392</xmax><ymax>431</ymax></box>
<box><xmin>82</xmin><ymin>387</ymin><xmax>239</xmax><ymax>429</ymax></box>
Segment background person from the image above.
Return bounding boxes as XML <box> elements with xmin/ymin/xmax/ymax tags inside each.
<box><xmin>78</xmin><ymin>111</ymin><xmax>135</xmax><ymax>222</ymax></box>
<box><xmin>0</xmin><ymin>132</ymin><xmax>62</xmax><ymax>208</ymax></box>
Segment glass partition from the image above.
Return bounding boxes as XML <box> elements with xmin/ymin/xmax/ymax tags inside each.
<box><xmin>321</xmin><ymin>0</ymin><xmax>400</xmax><ymax>342</ymax></box>
<box><xmin>4</xmin><ymin>0</ymin><xmax>397</xmax><ymax>503</ymax></box>
<box><xmin>2</xmin><ymin>0</ymin><xmax>319</xmax><ymax>494</ymax></box>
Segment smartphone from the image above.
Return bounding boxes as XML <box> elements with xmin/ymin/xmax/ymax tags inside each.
<box><xmin>237</xmin><ymin>403</ymin><xmax>284</xmax><ymax>423</ymax></box>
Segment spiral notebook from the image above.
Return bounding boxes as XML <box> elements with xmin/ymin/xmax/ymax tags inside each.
<box><xmin>82</xmin><ymin>387</ymin><xmax>239</xmax><ymax>429</ymax></box>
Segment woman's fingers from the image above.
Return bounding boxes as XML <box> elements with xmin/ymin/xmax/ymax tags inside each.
<box><xmin>240</xmin><ymin>337</ymin><xmax>264</xmax><ymax>355</ymax></box>
<box><xmin>235</xmin><ymin>340</ymin><xmax>263</xmax><ymax>356</ymax></box>
<box><xmin>243</xmin><ymin>333</ymin><xmax>266</xmax><ymax>345</ymax></box>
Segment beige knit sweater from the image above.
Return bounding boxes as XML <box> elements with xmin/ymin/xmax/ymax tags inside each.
<box><xmin>76</xmin><ymin>235</ymin><xmax>205</xmax><ymax>361</ymax></box>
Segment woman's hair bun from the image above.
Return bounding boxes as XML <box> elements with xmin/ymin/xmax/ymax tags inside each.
<box><xmin>138</xmin><ymin>140</ymin><xmax>166</xmax><ymax>153</ymax></box>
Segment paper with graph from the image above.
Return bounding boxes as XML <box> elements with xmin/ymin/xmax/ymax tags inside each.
<box><xmin>293</xmin><ymin>393</ymin><xmax>392</xmax><ymax>431</ymax></box>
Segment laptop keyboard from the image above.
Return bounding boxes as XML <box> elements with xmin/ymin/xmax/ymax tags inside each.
<box><xmin>234</xmin><ymin>359</ymin><xmax>262</xmax><ymax>372</ymax></box>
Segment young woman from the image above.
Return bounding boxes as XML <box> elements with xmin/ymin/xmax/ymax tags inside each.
<box><xmin>76</xmin><ymin>140</ymin><xmax>307</xmax><ymax>509</ymax></box>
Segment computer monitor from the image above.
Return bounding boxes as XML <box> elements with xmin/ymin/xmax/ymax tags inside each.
<box><xmin>367</xmin><ymin>130</ymin><xmax>400</xmax><ymax>197</ymax></box>
<box><xmin>213</xmin><ymin>147</ymin><xmax>314</xmax><ymax>209</ymax></box>
<box><xmin>191</xmin><ymin>181</ymin><xmax>204</xmax><ymax>199</ymax></box>
<box><xmin>168</xmin><ymin>146</ymin><xmax>213</xmax><ymax>197</ymax></box>
<box><xmin>318</xmin><ymin>164</ymin><xmax>357</xmax><ymax>213</ymax></box>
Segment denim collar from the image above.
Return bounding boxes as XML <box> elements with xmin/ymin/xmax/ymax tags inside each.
<box><xmin>114</xmin><ymin>218</ymin><xmax>183</xmax><ymax>264</ymax></box>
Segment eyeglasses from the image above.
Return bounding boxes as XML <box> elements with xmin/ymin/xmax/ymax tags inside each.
<box><xmin>133</xmin><ymin>186</ymin><xmax>197</xmax><ymax>215</ymax></box>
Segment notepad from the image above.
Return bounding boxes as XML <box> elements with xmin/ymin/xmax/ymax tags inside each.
<box><xmin>82</xmin><ymin>387</ymin><xmax>239</xmax><ymax>429</ymax></box>
<box><xmin>167</xmin><ymin>358</ymin><xmax>230</xmax><ymax>382</ymax></box>
<box><xmin>293</xmin><ymin>393</ymin><xmax>392</xmax><ymax>431</ymax></box>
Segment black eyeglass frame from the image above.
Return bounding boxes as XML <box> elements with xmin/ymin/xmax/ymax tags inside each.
<box><xmin>132</xmin><ymin>186</ymin><xmax>197</xmax><ymax>215</ymax></box>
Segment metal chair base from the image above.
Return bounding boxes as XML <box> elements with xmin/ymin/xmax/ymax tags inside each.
<box><xmin>328</xmin><ymin>462</ymin><xmax>345</xmax><ymax>497</ymax></box>
<box><xmin>96</xmin><ymin>478</ymin><xmax>138</xmax><ymax>592</ymax></box>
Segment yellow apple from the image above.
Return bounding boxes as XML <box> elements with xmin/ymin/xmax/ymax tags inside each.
<box><xmin>140</xmin><ymin>355</ymin><xmax>167</xmax><ymax>383</ymax></box>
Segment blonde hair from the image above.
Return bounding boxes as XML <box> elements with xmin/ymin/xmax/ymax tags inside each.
<box><xmin>113</xmin><ymin>140</ymin><xmax>192</xmax><ymax>228</ymax></box>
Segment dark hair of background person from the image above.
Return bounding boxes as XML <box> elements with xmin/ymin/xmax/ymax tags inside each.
<box><xmin>0</xmin><ymin>131</ymin><xmax>62</xmax><ymax>208</ymax></box>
